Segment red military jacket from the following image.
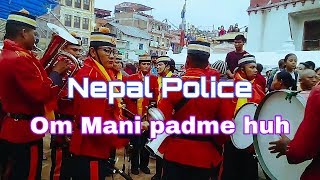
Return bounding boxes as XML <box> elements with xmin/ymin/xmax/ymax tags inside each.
<box><xmin>205</xmin><ymin>65</ymin><xmax>220</xmax><ymax>81</ymax></box>
<box><xmin>222</xmin><ymin>71</ymin><xmax>266</xmax><ymax>118</ymax></box>
<box><xmin>55</xmin><ymin>55</ymin><xmax>77</xmax><ymax>116</ymax></box>
<box><xmin>157</xmin><ymin>68</ymin><xmax>232</xmax><ymax>169</ymax></box>
<box><xmin>69</xmin><ymin>57</ymin><xmax>128</xmax><ymax>159</ymax></box>
<box><xmin>286</xmin><ymin>84</ymin><xmax>320</xmax><ymax>180</ymax></box>
<box><xmin>0</xmin><ymin>39</ymin><xmax>59</xmax><ymax>143</ymax></box>
<box><xmin>157</xmin><ymin>71</ymin><xmax>178</xmax><ymax>103</ymax></box>
<box><xmin>123</xmin><ymin>71</ymin><xmax>158</xmax><ymax>117</ymax></box>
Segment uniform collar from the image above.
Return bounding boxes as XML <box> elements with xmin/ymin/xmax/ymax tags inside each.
<box><xmin>182</xmin><ymin>68</ymin><xmax>206</xmax><ymax>79</ymax></box>
<box><xmin>3</xmin><ymin>39</ymin><xmax>33</xmax><ymax>56</ymax></box>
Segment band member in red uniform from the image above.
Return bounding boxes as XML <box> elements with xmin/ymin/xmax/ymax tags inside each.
<box><xmin>123</xmin><ymin>54</ymin><xmax>159</xmax><ymax>175</ymax></box>
<box><xmin>269</xmin><ymin>84</ymin><xmax>320</xmax><ymax>180</ymax></box>
<box><xmin>50</xmin><ymin>32</ymin><xmax>83</xmax><ymax>180</ymax></box>
<box><xmin>109</xmin><ymin>53</ymin><xmax>127</xmax><ymax>161</ymax></box>
<box><xmin>68</xmin><ymin>27</ymin><xmax>130</xmax><ymax>180</ymax></box>
<box><xmin>152</xmin><ymin>56</ymin><xmax>177</xmax><ymax>180</ymax></box>
<box><xmin>0</xmin><ymin>10</ymin><xmax>68</xmax><ymax>179</ymax></box>
<box><xmin>157</xmin><ymin>39</ymin><xmax>231</xmax><ymax>180</ymax></box>
<box><xmin>113</xmin><ymin>54</ymin><xmax>128</xmax><ymax>80</ymax></box>
<box><xmin>220</xmin><ymin>55</ymin><xmax>265</xmax><ymax>180</ymax></box>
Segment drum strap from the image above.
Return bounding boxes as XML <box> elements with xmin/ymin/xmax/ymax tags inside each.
<box><xmin>172</xmin><ymin>87</ymin><xmax>223</xmax><ymax>155</ymax></box>
<box><xmin>173</xmin><ymin>87</ymin><xmax>194</xmax><ymax>113</ymax></box>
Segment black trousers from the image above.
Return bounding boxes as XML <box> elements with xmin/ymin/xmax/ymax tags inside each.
<box><xmin>161</xmin><ymin>159</ymin><xmax>212</xmax><ymax>180</ymax></box>
<box><xmin>220</xmin><ymin>140</ymin><xmax>258</xmax><ymax>180</ymax></box>
<box><xmin>50</xmin><ymin>114</ymin><xmax>73</xmax><ymax>180</ymax></box>
<box><xmin>0</xmin><ymin>139</ymin><xmax>43</xmax><ymax>180</ymax></box>
<box><xmin>69</xmin><ymin>155</ymin><xmax>113</xmax><ymax>180</ymax></box>
<box><xmin>155</xmin><ymin>156</ymin><xmax>163</xmax><ymax>176</ymax></box>
<box><xmin>50</xmin><ymin>146</ymin><xmax>72</xmax><ymax>180</ymax></box>
<box><xmin>130</xmin><ymin>132</ymin><xmax>150</xmax><ymax>169</ymax></box>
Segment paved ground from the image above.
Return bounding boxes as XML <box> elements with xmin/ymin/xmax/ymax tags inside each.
<box><xmin>41</xmin><ymin>134</ymin><xmax>268</xmax><ymax>180</ymax></box>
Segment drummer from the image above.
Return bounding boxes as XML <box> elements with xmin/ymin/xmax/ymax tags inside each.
<box><xmin>220</xmin><ymin>55</ymin><xmax>265</xmax><ymax>180</ymax></box>
<box><xmin>269</xmin><ymin>83</ymin><xmax>320</xmax><ymax>179</ymax></box>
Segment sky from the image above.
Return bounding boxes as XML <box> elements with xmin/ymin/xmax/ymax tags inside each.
<box><xmin>95</xmin><ymin>0</ymin><xmax>251</xmax><ymax>31</ymax></box>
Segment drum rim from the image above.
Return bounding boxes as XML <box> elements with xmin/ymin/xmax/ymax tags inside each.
<box><xmin>231</xmin><ymin>102</ymin><xmax>258</xmax><ymax>149</ymax></box>
<box><xmin>148</xmin><ymin>107</ymin><xmax>165</xmax><ymax>121</ymax></box>
<box><xmin>253</xmin><ymin>90</ymin><xmax>306</xmax><ymax>180</ymax></box>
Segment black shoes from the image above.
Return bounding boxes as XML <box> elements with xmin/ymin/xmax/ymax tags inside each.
<box><xmin>140</xmin><ymin>167</ymin><xmax>151</xmax><ymax>174</ymax></box>
<box><xmin>151</xmin><ymin>174</ymin><xmax>161</xmax><ymax>180</ymax></box>
<box><xmin>131</xmin><ymin>167</ymin><xmax>151</xmax><ymax>175</ymax></box>
<box><xmin>131</xmin><ymin>168</ymin><xmax>139</xmax><ymax>175</ymax></box>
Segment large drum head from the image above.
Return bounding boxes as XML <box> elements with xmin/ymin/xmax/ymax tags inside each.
<box><xmin>231</xmin><ymin>103</ymin><xmax>257</xmax><ymax>149</ymax></box>
<box><xmin>148</xmin><ymin>108</ymin><xmax>165</xmax><ymax>121</ymax></box>
<box><xmin>253</xmin><ymin>90</ymin><xmax>311</xmax><ymax>180</ymax></box>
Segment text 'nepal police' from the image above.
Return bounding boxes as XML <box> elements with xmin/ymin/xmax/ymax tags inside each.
<box><xmin>67</xmin><ymin>76</ymin><xmax>253</xmax><ymax>104</ymax></box>
<box><xmin>28</xmin><ymin>75</ymin><xmax>291</xmax><ymax>137</ymax></box>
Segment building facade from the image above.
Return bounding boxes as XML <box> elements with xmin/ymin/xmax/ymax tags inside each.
<box><xmin>36</xmin><ymin>0</ymin><xmax>95</xmax><ymax>51</ymax></box>
<box><xmin>106</xmin><ymin>22</ymin><xmax>150</xmax><ymax>61</ymax></box>
<box><xmin>148</xmin><ymin>19</ymin><xmax>172</xmax><ymax>56</ymax></box>
<box><xmin>247</xmin><ymin>0</ymin><xmax>320</xmax><ymax>52</ymax></box>
<box><xmin>59</xmin><ymin>0</ymin><xmax>95</xmax><ymax>49</ymax></box>
<box><xmin>113</xmin><ymin>2</ymin><xmax>172</xmax><ymax>56</ymax></box>
<box><xmin>95</xmin><ymin>8</ymin><xmax>112</xmax><ymax>30</ymax></box>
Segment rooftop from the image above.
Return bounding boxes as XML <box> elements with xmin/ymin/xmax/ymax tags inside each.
<box><xmin>213</xmin><ymin>32</ymin><xmax>247</xmax><ymax>41</ymax></box>
<box><xmin>115</xmin><ymin>2</ymin><xmax>153</xmax><ymax>13</ymax></box>
<box><xmin>108</xmin><ymin>22</ymin><xmax>150</xmax><ymax>40</ymax></box>
<box><xmin>247</xmin><ymin>0</ymin><xmax>306</xmax><ymax>12</ymax></box>
<box><xmin>95</xmin><ymin>8</ymin><xmax>112</xmax><ymax>18</ymax></box>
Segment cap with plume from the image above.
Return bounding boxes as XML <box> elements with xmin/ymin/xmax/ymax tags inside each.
<box><xmin>90</xmin><ymin>26</ymin><xmax>116</xmax><ymax>47</ymax></box>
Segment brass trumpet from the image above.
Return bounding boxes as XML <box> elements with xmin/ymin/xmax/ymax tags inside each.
<box><xmin>40</xmin><ymin>23</ymin><xmax>81</xmax><ymax>95</ymax></box>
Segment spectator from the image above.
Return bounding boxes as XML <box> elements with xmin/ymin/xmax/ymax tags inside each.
<box><xmin>228</xmin><ymin>25</ymin><xmax>234</xmax><ymax>33</ymax></box>
<box><xmin>256</xmin><ymin>63</ymin><xmax>267</xmax><ymax>92</ymax></box>
<box><xmin>211</xmin><ymin>60</ymin><xmax>228</xmax><ymax>80</ymax></box>
<box><xmin>271</xmin><ymin>71</ymin><xmax>294</xmax><ymax>91</ymax></box>
<box><xmin>234</xmin><ymin>23</ymin><xmax>240</xmax><ymax>32</ymax></box>
<box><xmin>225</xmin><ymin>34</ymin><xmax>248</xmax><ymax>79</ymax></box>
<box><xmin>219</xmin><ymin>26</ymin><xmax>226</xmax><ymax>36</ymax></box>
<box><xmin>272</xmin><ymin>53</ymin><xmax>298</xmax><ymax>90</ymax></box>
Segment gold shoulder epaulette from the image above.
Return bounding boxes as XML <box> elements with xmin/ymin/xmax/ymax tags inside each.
<box><xmin>15</xmin><ymin>51</ymin><xmax>32</xmax><ymax>59</ymax></box>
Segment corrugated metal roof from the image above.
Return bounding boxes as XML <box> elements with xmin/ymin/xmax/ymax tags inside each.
<box><xmin>108</xmin><ymin>22</ymin><xmax>150</xmax><ymax>40</ymax></box>
<box><xmin>0</xmin><ymin>0</ymin><xmax>58</xmax><ymax>20</ymax></box>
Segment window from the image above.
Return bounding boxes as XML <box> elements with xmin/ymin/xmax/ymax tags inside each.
<box><xmin>74</xmin><ymin>16</ymin><xmax>80</xmax><ymax>28</ymax></box>
<box><xmin>83</xmin><ymin>0</ymin><xmax>90</xmax><ymax>10</ymax></box>
<box><xmin>75</xmin><ymin>0</ymin><xmax>81</xmax><ymax>8</ymax></box>
<box><xmin>83</xmin><ymin>18</ymin><xmax>89</xmax><ymax>30</ymax></box>
<box><xmin>65</xmin><ymin>14</ymin><xmax>71</xmax><ymax>27</ymax></box>
<box><xmin>303</xmin><ymin>20</ymin><xmax>320</xmax><ymax>51</ymax></box>
<box><xmin>83</xmin><ymin>38</ymin><xmax>88</xmax><ymax>45</ymax></box>
<box><xmin>139</xmin><ymin>43</ymin><xmax>143</xmax><ymax>50</ymax></box>
<box><xmin>65</xmin><ymin>0</ymin><xmax>72</xmax><ymax>6</ymax></box>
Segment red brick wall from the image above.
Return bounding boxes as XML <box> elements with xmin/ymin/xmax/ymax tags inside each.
<box><xmin>250</xmin><ymin>0</ymin><xmax>303</xmax><ymax>8</ymax></box>
<box><xmin>250</xmin><ymin>0</ymin><xmax>270</xmax><ymax>7</ymax></box>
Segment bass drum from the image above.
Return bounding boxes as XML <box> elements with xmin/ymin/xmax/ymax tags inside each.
<box><xmin>231</xmin><ymin>103</ymin><xmax>257</xmax><ymax>149</ymax></box>
<box><xmin>253</xmin><ymin>90</ymin><xmax>312</xmax><ymax>180</ymax></box>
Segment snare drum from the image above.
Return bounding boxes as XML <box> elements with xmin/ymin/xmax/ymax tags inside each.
<box><xmin>231</xmin><ymin>103</ymin><xmax>258</xmax><ymax>149</ymax></box>
<box><xmin>253</xmin><ymin>90</ymin><xmax>312</xmax><ymax>180</ymax></box>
